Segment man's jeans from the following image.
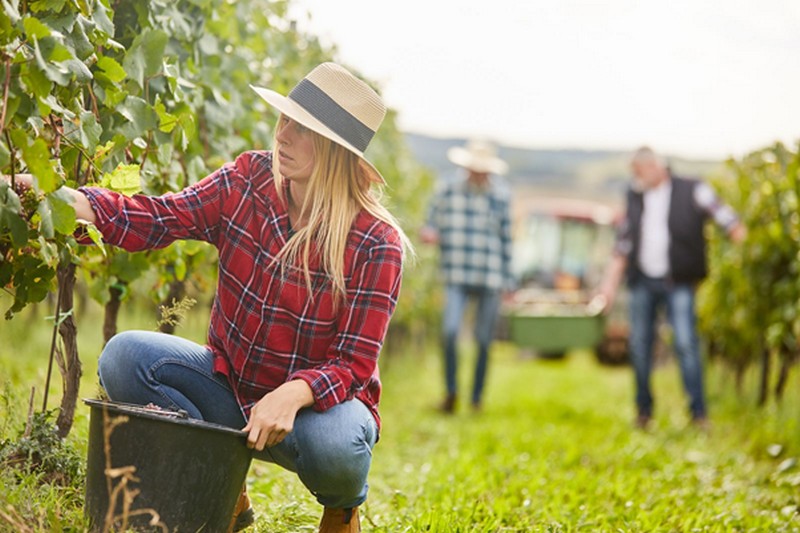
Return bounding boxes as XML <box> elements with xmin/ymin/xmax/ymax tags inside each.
<box><xmin>628</xmin><ymin>277</ymin><xmax>706</xmax><ymax>419</ymax></box>
<box><xmin>443</xmin><ymin>284</ymin><xmax>501</xmax><ymax>404</ymax></box>
<box><xmin>97</xmin><ymin>330</ymin><xmax>377</xmax><ymax>509</ymax></box>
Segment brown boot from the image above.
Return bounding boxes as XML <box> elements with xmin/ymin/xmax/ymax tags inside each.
<box><xmin>439</xmin><ymin>393</ymin><xmax>457</xmax><ymax>414</ymax></box>
<box><xmin>227</xmin><ymin>486</ymin><xmax>254</xmax><ymax>532</ymax></box>
<box><xmin>318</xmin><ymin>506</ymin><xmax>360</xmax><ymax>533</ymax></box>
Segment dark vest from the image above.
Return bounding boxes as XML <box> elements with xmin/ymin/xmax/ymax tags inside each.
<box><xmin>625</xmin><ymin>176</ymin><xmax>709</xmax><ymax>284</ymax></box>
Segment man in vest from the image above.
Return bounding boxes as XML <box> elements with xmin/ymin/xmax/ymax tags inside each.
<box><xmin>598</xmin><ymin>146</ymin><xmax>745</xmax><ymax>430</ymax></box>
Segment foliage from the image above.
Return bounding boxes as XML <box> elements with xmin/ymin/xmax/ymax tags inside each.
<box><xmin>698</xmin><ymin>142</ymin><xmax>800</xmax><ymax>396</ymax></box>
<box><xmin>0</xmin><ymin>0</ymin><xmax>116</xmax><ymax>317</ymax></box>
<box><xmin>0</xmin><ymin>409</ymin><xmax>84</xmax><ymax>487</ymax></box>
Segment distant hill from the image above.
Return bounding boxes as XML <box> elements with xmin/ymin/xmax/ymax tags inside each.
<box><xmin>404</xmin><ymin>131</ymin><xmax>725</xmax><ymax>209</ymax></box>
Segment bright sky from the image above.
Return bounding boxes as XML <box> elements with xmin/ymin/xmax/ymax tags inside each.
<box><xmin>288</xmin><ymin>0</ymin><xmax>800</xmax><ymax>160</ymax></box>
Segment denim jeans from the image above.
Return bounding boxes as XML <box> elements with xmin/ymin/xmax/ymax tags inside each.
<box><xmin>628</xmin><ymin>277</ymin><xmax>706</xmax><ymax>419</ymax></box>
<box><xmin>443</xmin><ymin>284</ymin><xmax>502</xmax><ymax>404</ymax></box>
<box><xmin>97</xmin><ymin>330</ymin><xmax>377</xmax><ymax>509</ymax></box>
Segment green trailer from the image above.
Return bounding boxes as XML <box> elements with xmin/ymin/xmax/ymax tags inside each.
<box><xmin>504</xmin><ymin>289</ymin><xmax>607</xmax><ymax>358</ymax></box>
<box><xmin>503</xmin><ymin>198</ymin><xmax>629</xmax><ymax>364</ymax></box>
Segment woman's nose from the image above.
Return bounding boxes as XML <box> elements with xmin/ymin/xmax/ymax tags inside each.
<box><xmin>276</xmin><ymin>123</ymin><xmax>291</xmax><ymax>145</ymax></box>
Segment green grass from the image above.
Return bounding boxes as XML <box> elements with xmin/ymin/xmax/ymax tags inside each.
<box><xmin>1</xmin><ymin>300</ymin><xmax>799</xmax><ymax>532</ymax></box>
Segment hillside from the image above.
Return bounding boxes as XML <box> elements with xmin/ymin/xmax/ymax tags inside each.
<box><xmin>404</xmin><ymin>131</ymin><xmax>726</xmax><ymax>209</ymax></box>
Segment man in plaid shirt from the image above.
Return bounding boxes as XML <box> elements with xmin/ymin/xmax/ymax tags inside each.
<box><xmin>421</xmin><ymin>139</ymin><xmax>514</xmax><ymax>414</ymax></box>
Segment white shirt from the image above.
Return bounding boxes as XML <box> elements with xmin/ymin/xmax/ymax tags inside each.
<box><xmin>638</xmin><ymin>180</ymin><xmax>672</xmax><ymax>278</ymax></box>
<box><xmin>636</xmin><ymin>180</ymin><xmax>738</xmax><ymax>278</ymax></box>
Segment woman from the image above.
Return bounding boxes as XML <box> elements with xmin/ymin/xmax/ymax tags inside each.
<box><xmin>22</xmin><ymin>63</ymin><xmax>411</xmax><ymax>532</ymax></box>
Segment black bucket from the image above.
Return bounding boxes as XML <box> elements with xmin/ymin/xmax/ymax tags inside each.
<box><xmin>84</xmin><ymin>398</ymin><xmax>253</xmax><ymax>532</ymax></box>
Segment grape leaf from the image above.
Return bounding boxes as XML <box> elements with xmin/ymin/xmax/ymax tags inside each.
<box><xmin>101</xmin><ymin>163</ymin><xmax>142</xmax><ymax>196</ymax></box>
<box><xmin>122</xmin><ymin>28</ymin><xmax>168</xmax><ymax>89</ymax></box>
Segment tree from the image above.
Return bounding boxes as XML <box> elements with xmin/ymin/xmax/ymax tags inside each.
<box><xmin>698</xmin><ymin>142</ymin><xmax>800</xmax><ymax>403</ymax></box>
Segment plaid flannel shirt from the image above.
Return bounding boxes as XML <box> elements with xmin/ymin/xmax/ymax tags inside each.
<box><xmin>79</xmin><ymin>150</ymin><xmax>403</xmax><ymax>429</ymax></box>
<box><xmin>425</xmin><ymin>174</ymin><xmax>514</xmax><ymax>291</ymax></box>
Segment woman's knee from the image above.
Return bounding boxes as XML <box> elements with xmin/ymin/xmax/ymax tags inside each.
<box><xmin>98</xmin><ymin>331</ymin><xmax>154</xmax><ymax>389</ymax></box>
<box><xmin>99</xmin><ymin>332</ymin><xmax>133</xmax><ymax>375</ymax></box>
<box><xmin>299</xmin><ymin>437</ymin><xmax>372</xmax><ymax>501</ymax></box>
<box><xmin>294</xmin><ymin>406</ymin><xmax>376</xmax><ymax>501</ymax></box>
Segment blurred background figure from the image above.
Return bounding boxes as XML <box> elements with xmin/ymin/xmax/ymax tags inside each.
<box><xmin>420</xmin><ymin>139</ymin><xmax>515</xmax><ymax>414</ymax></box>
<box><xmin>598</xmin><ymin>146</ymin><xmax>745</xmax><ymax>430</ymax></box>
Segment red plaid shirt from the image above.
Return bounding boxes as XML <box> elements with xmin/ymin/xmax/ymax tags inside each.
<box><xmin>80</xmin><ymin>151</ymin><xmax>403</xmax><ymax>429</ymax></box>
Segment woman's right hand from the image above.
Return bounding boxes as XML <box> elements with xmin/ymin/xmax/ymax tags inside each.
<box><xmin>2</xmin><ymin>173</ymin><xmax>97</xmax><ymax>224</ymax></box>
<box><xmin>2</xmin><ymin>173</ymin><xmax>33</xmax><ymax>193</ymax></box>
<box><xmin>243</xmin><ymin>380</ymin><xmax>314</xmax><ymax>451</ymax></box>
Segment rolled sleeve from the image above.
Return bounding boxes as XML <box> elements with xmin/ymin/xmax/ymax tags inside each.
<box><xmin>74</xmin><ymin>159</ymin><xmax>252</xmax><ymax>251</ymax></box>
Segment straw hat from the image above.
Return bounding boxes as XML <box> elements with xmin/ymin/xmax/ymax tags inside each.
<box><xmin>447</xmin><ymin>139</ymin><xmax>509</xmax><ymax>175</ymax></box>
<box><xmin>250</xmin><ymin>63</ymin><xmax>387</xmax><ymax>183</ymax></box>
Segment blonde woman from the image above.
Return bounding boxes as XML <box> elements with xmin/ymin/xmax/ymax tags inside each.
<box><xmin>16</xmin><ymin>63</ymin><xmax>411</xmax><ymax>532</ymax></box>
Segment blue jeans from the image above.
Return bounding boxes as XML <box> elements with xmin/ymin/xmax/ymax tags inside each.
<box><xmin>628</xmin><ymin>277</ymin><xmax>706</xmax><ymax>419</ymax></box>
<box><xmin>97</xmin><ymin>330</ymin><xmax>377</xmax><ymax>509</ymax></box>
<box><xmin>443</xmin><ymin>284</ymin><xmax>502</xmax><ymax>404</ymax></box>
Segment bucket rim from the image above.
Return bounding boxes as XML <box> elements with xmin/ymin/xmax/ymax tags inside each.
<box><xmin>83</xmin><ymin>398</ymin><xmax>249</xmax><ymax>438</ymax></box>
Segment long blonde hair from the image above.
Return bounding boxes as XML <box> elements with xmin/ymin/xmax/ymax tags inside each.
<box><xmin>272</xmin><ymin>125</ymin><xmax>413</xmax><ymax>305</ymax></box>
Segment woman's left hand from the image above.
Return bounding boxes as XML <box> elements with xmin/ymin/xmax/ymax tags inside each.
<box><xmin>243</xmin><ymin>380</ymin><xmax>314</xmax><ymax>451</ymax></box>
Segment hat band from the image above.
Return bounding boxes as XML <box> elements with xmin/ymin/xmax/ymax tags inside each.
<box><xmin>289</xmin><ymin>79</ymin><xmax>375</xmax><ymax>153</ymax></box>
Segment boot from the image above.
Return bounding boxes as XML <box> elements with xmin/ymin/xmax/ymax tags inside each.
<box><xmin>227</xmin><ymin>485</ymin><xmax>255</xmax><ymax>532</ymax></box>
<box><xmin>318</xmin><ymin>506</ymin><xmax>360</xmax><ymax>533</ymax></box>
<box><xmin>439</xmin><ymin>393</ymin><xmax>457</xmax><ymax>414</ymax></box>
